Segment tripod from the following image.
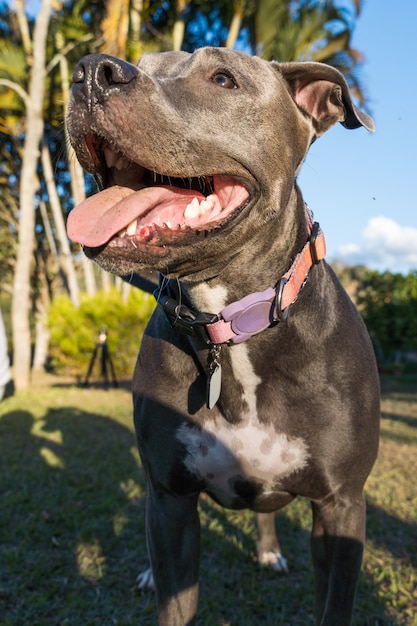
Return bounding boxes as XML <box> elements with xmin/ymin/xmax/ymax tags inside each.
<box><xmin>83</xmin><ymin>326</ymin><xmax>118</xmax><ymax>388</ymax></box>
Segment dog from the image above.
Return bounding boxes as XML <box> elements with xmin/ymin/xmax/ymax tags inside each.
<box><xmin>66</xmin><ymin>47</ymin><xmax>380</xmax><ymax>626</ymax></box>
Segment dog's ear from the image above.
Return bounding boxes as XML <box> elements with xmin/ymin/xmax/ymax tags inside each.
<box><xmin>275</xmin><ymin>61</ymin><xmax>375</xmax><ymax>135</ymax></box>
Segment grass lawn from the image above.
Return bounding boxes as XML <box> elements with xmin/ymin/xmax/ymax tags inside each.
<box><xmin>0</xmin><ymin>372</ymin><xmax>416</xmax><ymax>625</ymax></box>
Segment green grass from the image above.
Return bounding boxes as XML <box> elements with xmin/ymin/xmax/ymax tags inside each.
<box><xmin>0</xmin><ymin>373</ymin><xmax>416</xmax><ymax>625</ymax></box>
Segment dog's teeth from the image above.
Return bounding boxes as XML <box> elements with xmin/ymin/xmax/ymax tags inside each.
<box><xmin>114</xmin><ymin>156</ymin><xmax>130</xmax><ymax>171</ymax></box>
<box><xmin>199</xmin><ymin>196</ymin><xmax>216</xmax><ymax>213</ymax></box>
<box><xmin>104</xmin><ymin>146</ymin><xmax>118</xmax><ymax>168</ymax></box>
<box><xmin>184</xmin><ymin>195</ymin><xmax>217</xmax><ymax>220</ymax></box>
<box><xmin>126</xmin><ymin>219</ymin><xmax>137</xmax><ymax>236</ymax></box>
<box><xmin>118</xmin><ymin>227</ymin><xmax>127</xmax><ymax>237</ymax></box>
<box><xmin>104</xmin><ymin>146</ymin><xmax>130</xmax><ymax>171</ymax></box>
<box><xmin>184</xmin><ymin>197</ymin><xmax>200</xmax><ymax>219</ymax></box>
<box><xmin>165</xmin><ymin>221</ymin><xmax>173</xmax><ymax>229</ymax></box>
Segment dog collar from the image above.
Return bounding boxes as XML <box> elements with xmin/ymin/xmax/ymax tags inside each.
<box><xmin>155</xmin><ymin>206</ymin><xmax>326</xmax><ymax>347</ymax></box>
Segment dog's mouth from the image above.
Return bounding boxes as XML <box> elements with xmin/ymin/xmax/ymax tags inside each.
<box><xmin>67</xmin><ymin>135</ymin><xmax>251</xmax><ymax>249</ymax></box>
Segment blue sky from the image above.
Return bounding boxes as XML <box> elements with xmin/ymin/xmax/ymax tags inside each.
<box><xmin>18</xmin><ymin>0</ymin><xmax>417</xmax><ymax>274</ymax></box>
<box><xmin>298</xmin><ymin>0</ymin><xmax>417</xmax><ymax>274</ymax></box>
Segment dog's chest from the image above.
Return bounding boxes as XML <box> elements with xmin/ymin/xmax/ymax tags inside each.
<box><xmin>176</xmin><ymin>285</ymin><xmax>309</xmax><ymax>505</ymax></box>
<box><xmin>176</xmin><ymin>417</ymin><xmax>309</xmax><ymax>506</ymax></box>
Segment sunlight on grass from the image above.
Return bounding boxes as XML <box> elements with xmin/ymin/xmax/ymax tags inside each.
<box><xmin>113</xmin><ymin>513</ymin><xmax>129</xmax><ymax>537</ymax></box>
<box><xmin>364</xmin><ymin>540</ymin><xmax>417</xmax><ymax>623</ymax></box>
<box><xmin>39</xmin><ymin>446</ymin><xmax>65</xmax><ymax>468</ymax></box>
<box><xmin>75</xmin><ymin>539</ymin><xmax>106</xmax><ymax>581</ymax></box>
<box><xmin>119</xmin><ymin>476</ymin><xmax>143</xmax><ymax>501</ymax></box>
<box><xmin>30</xmin><ymin>418</ymin><xmax>63</xmax><ymax>444</ymax></box>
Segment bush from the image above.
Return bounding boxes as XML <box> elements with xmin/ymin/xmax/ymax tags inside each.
<box><xmin>358</xmin><ymin>270</ymin><xmax>417</xmax><ymax>360</ymax></box>
<box><xmin>48</xmin><ymin>288</ymin><xmax>155</xmax><ymax>378</ymax></box>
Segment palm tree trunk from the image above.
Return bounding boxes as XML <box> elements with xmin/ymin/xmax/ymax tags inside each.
<box><xmin>40</xmin><ymin>142</ymin><xmax>80</xmax><ymax>306</ymax></box>
<box><xmin>32</xmin><ymin>261</ymin><xmax>51</xmax><ymax>371</ymax></box>
<box><xmin>59</xmin><ymin>49</ymin><xmax>97</xmax><ymax>297</ymax></box>
<box><xmin>172</xmin><ymin>0</ymin><xmax>189</xmax><ymax>51</ymax></box>
<box><xmin>14</xmin><ymin>0</ymin><xmax>32</xmax><ymax>58</ymax></box>
<box><xmin>12</xmin><ymin>0</ymin><xmax>52</xmax><ymax>389</ymax></box>
<box><xmin>102</xmin><ymin>0</ymin><xmax>130</xmax><ymax>57</ymax></box>
<box><xmin>225</xmin><ymin>5</ymin><xmax>243</xmax><ymax>49</ymax></box>
<box><xmin>130</xmin><ymin>0</ymin><xmax>143</xmax><ymax>59</ymax></box>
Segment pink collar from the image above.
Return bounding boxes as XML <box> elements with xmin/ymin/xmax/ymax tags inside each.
<box><xmin>156</xmin><ymin>207</ymin><xmax>326</xmax><ymax>346</ymax></box>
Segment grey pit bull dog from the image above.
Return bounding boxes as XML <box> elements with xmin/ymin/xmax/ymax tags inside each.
<box><xmin>66</xmin><ymin>47</ymin><xmax>380</xmax><ymax>626</ymax></box>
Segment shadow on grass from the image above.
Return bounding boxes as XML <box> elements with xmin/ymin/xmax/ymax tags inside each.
<box><xmin>379</xmin><ymin>375</ymin><xmax>417</xmax><ymax>445</ymax></box>
<box><xmin>380</xmin><ymin>411</ymin><xmax>417</xmax><ymax>430</ymax></box>
<box><xmin>51</xmin><ymin>377</ymin><xmax>134</xmax><ymax>393</ymax></box>
<box><xmin>196</xmin><ymin>498</ymin><xmax>410</xmax><ymax>626</ymax></box>
<box><xmin>0</xmin><ymin>406</ymin><xmax>151</xmax><ymax>625</ymax></box>
<box><xmin>367</xmin><ymin>502</ymin><xmax>417</xmax><ymax>569</ymax></box>
<box><xmin>0</xmin><ymin>404</ymin><xmax>411</xmax><ymax>625</ymax></box>
<box><xmin>380</xmin><ymin>375</ymin><xmax>417</xmax><ymax>406</ymax></box>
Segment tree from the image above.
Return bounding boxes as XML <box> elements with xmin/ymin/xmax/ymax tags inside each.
<box><xmin>11</xmin><ymin>0</ymin><xmax>52</xmax><ymax>389</ymax></box>
<box><xmin>0</xmin><ymin>0</ymin><xmax>369</xmax><ymax>388</ymax></box>
<box><xmin>0</xmin><ymin>0</ymin><xmax>102</xmax><ymax>384</ymax></box>
<box><xmin>140</xmin><ymin>1</ymin><xmax>366</xmax><ymax>101</ymax></box>
<box><xmin>255</xmin><ymin>0</ymin><xmax>366</xmax><ymax>103</ymax></box>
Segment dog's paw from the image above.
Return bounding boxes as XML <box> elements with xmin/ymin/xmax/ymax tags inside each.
<box><xmin>258</xmin><ymin>550</ymin><xmax>289</xmax><ymax>574</ymax></box>
<box><xmin>136</xmin><ymin>567</ymin><xmax>155</xmax><ymax>591</ymax></box>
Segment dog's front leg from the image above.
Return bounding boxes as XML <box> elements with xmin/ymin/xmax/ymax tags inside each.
<box><xmin>310</xmin><ymin>494</ymin><xmax>366</xmax><ymax>626</ymax></box>
<box><xmin>146</xmin><ymin>486</ymin><xmax>200</xmax><ymax>626</ymax></box>
<box><xmin>255</xmin><ymin>512</ymin><xmax>289</xmax><ymax>574</ymax></box>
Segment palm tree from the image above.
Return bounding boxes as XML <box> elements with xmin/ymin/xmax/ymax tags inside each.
<box><xmin>0</xmin><ymin>0</ymin><xmax>367</xmax><ymax>388</ymax></box>
<box><xmin>139</xmin><ymin>1</ymin><xmax>365</xmax><ymax>104</ymax></box>
<box><xmin>255</xmin><ymin>0</ymin><xmax>366</xmax><ymax>103</ymax></box>
<box><xmin>10</xmin><ymin>0</ymin><xmax>52</xmax><ymax>389</ymax></box>
<box><xmin>0</xmin><ymin>0</ymin><xmax>98</xmax><ymax>386</ymax></box>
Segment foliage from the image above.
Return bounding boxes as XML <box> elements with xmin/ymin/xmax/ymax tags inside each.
<box><xmin>358</xmin><ymin>270</ymin><xmax>417</xmax><ymax>362</ymax></box>
<box><xmin>255</xmin><ymin>0</ymin><xmax>366</xmax><ymax>103</ymax></box>
<box><xmin>0</xmin><ymin>1</ymin><xmax>366</xmax><ymax>290</ymax></box>
<box><xmin>0</xmin><ymin>0</ymin><xmax>370</xmax><ymax>387</ymax></box>
<box><xmin>0</xmin><ymin>373</ymin><xmax>416</xmax><ymax>624</ymax></box>
<box><xmin>48</xmin><ymin>288</ymin><xmax>155</xmax><ymax>377</ymax></box>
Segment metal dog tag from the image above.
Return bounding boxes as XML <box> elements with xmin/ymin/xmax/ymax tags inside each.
<box><xmin>206</xmin><ymin>363</ymin><xmax>222</xmax><ymax>410</ymax></box>
<box><xmin>206</xmin><ymin>345</ymin><xmax>222</xmax><ymax>409</ymax></box>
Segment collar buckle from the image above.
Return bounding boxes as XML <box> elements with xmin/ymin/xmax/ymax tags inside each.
<box><xmin>156</xmin><ymin>291</ymin><xmax>217</xmax><ymax>346</ymax></box>
<box><xmin>309</xmin><ymin>221</ymin><xmax>322</xmax><ymax>265</ymax></box>
<box><xmin>275</xmin><ymin>277</ymin><xmax>290</xmax><ymax>322</ymax></box>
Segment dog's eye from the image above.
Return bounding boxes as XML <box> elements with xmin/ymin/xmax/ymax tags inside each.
<box><xmin>211</xmin><ymin>72</ymin><xmax>237</xmax><ymax>89</ymax></box>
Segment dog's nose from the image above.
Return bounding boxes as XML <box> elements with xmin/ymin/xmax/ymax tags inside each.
<box><xmin>72</xmin><ymin>53</ymin><xmax>138</xmax><ymax>94</ymax></box>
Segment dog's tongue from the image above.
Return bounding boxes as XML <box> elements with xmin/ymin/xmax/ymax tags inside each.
<box><xmin>66</xmin><ymin>184</ymin><xmax>205</xmax><ymax>247</ymax></box>
<box><xmin>67</xmin><ymin>177</ymin><xmax>248</xmax><ymax>247</ymax></box>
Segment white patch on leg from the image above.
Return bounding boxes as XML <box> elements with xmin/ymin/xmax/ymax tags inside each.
<box><xmin>259</xmin><ymin>550</ymin><xmax>289</xmax><ymax>574</ymax></box>
<box><xmin>136</xmin><ymin>566</ymin><xmax>154</xmax><ymax>591</ymax></box>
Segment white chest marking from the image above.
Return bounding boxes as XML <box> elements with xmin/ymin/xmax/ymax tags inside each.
<box><xmin>191</xmin><ymin>283</ymin><xmax>228</xmax><ymax>313</ymax></box>
<box><xmin>229</xmin><ymin>343</ymin><xmax>261</xmax><ymax>420</ymax></box>
<box><xmin>191</xmin><ymin>283</ymin><xmax>261</xmax><ymax>420</ymax></box>
<box><xmin>177</xmin><ymin>419</ymin><xmax>309</xmax><ymax>502</ymax></box>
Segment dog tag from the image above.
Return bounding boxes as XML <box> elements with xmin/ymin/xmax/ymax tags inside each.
<box><xmin>206</xmin><ymin>363</ymin><xmax>222</xmax><ymax>410</ymax></box>
<box><xmin>206</xmin><ymin>345</ymin><xmax>222</xmax><ymax>409</ymax></box>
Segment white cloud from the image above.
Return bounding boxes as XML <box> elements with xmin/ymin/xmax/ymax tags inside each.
<box><xmin>336</xmin><ymin>216</ymin><xmax>417</xmax><ymax>273</ymax></box>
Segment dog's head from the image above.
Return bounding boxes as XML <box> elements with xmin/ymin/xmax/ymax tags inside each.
<box><xmin>66</xmin><ymin>47</ymin><xmax>373</xmax><ymax>279</ymax></box>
